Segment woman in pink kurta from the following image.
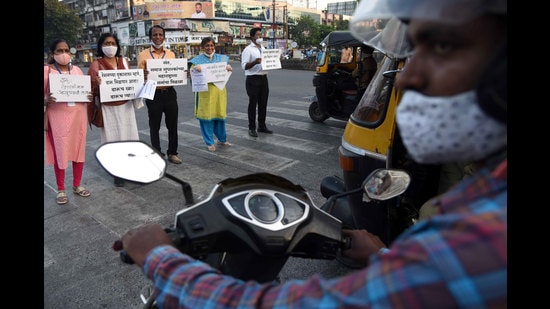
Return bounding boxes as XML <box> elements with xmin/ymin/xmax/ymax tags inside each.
<box><xmin>44</xmin><ymin>39</ymin><xmax>92</xmax><ymax>205</ymax></box>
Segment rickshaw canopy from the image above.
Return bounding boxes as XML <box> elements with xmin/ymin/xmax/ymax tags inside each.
<box><xmin>320</xmin><ymin>31</ymin><xmax>364</xmax><ymax>48</ymax></box>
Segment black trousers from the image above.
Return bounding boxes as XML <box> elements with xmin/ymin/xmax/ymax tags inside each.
<box><xmin>145</xmin><ymin>87</ymin><xmax>179</xmax><ymax>155</ymax></box>
<box><xmin>245</xmin><ymin>75</ymin><xmax>269</xmax><ymax>130</ymax></box>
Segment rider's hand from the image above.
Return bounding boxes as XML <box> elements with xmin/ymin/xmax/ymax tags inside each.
<box><xmin>121</xmin><ymin>224</ymin><xmax>174</xmax><ymax>268</ymax></box>
<box><xmin>341</xmin><ymin>229</ymin><xmax>386</xmax><ymax>265</ymax></box>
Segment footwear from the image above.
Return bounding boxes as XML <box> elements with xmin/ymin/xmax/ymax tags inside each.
<box><xmin>248</xmin><ymin>129</ymin><xmax>258</xmax><ymax>137</ymax></box>
<box><xmin>56</xmin><ymin>191</ymin><xmax>68</xmax><ymax>205</ymax></box>
<box><xmin>114</xmin><ymin>177</ymin><xmax>125</xmax><ymax>187</ymax></box>
<box><xmin>258</xmin><ymin>127</ymin><xmax>273</xmax><ymax>134</ymax></box>
<box><xmin>207</xmin><ymin>145</ymin><xmax>216</xmax><ymax>152</ymax></box>
<box><xmin>217</xmin><ymin>141</ymin><xmax>232</xmax><ymax>146</ymax></box>
<box><xmin>168</xmin><ymin>154</ymin><xmax>182</xmax><ymax>164</ymax></box>
<box><xmin>72</xmin><ymin>186</ymin><xmax>91</xmax><ymax>197</ymax></box>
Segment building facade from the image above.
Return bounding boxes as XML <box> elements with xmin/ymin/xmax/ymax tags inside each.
<box><xmin>60</xmin><ymin>0</ymin><xmax>352</xmax><ymax>63</ymax></box>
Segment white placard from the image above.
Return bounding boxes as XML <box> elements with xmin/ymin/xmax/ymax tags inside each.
<box><xmin>146</xmin><ymin>58</ymin><xmax>188</xmax><ymax>86</ymax></box>
<box><xmin>190</xmin><ymin>70</ymin><xmax>208</xmax><ymax>92</ymax></box>
<box><xmin>137</xmin><ymin>79</ymin><xmax>157</xmax><ymax>100</ymax></box>
<box><xmin>48</xmin><ymin>74</ymin><xmax>91</xmax><ymax>102</ymax></box>
<box><xmin>194</xmin><ymin>62</ymin><xmax>229</xmax><ymax>83</ymax></box>
<box><xmin>99</xmin><ymin>69</ymin><xmax>145</xmax><ymax>103</ymax></box>
<box><xmin>261</xmin><ymin>49</ymin><xmax>282</xmax><ymax>70</ymax></box>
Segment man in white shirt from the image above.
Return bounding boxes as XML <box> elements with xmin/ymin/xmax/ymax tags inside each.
<box><xmin>240</xmin><ymin>27</ymin><xmax>273</xmax><ymax>137</ymax></box>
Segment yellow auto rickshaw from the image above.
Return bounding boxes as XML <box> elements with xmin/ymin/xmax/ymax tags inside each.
<box><xmin>319</xmin><ymin>19</ymin><xmax>446</xmax><ymax>248</ymax></box>
<box><xmin>308</xmin><ymin>31</ymin><xmax>380</xmax><ymax>122</ymax></box>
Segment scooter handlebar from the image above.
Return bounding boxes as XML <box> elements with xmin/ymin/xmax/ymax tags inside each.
<box><xmin>112</xmin><ymin>228</ymin><xmax>181</xmax><ymax>265</ymax></box>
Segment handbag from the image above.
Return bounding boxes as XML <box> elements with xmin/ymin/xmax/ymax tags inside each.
<box><xmin>88</xmin><ymin>96</ymin><xmax>104</xmax><ymax>128</ymax></box>
<box><xmin>44</xmin><ymin>65</ymin><xmax>50</xmax><ymax>131</ymax></box>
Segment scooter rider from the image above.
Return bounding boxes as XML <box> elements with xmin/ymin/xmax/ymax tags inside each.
<box><xmin>120</xmin><ymin>0</ymin><xmax>507</xmax><ymax>307</ymax></box>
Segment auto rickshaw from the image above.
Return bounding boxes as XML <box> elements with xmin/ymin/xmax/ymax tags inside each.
<box><xmin>319</xmin><ymin>19</ymin><xmax>446</xmax><ymax>251</ymax></box>
<box><xmin>308</xmin><ymin>31</ymin><xmax>380</xmax><ymax>122</ymax></box>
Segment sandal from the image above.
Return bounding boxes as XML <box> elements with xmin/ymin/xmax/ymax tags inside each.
<box><xmin>73</xmin><ymin>186</ymin><xmax>91</xmax><ymax>197</ymax></box>
<box><xmin>207</xmin><ymin>145</ymin><xmax>216</xmax><ymax>152</ymax></box>
<box><xmin>56</xmin><ymin>191</ymin><xmax>68</xmax><ymax>205</ymax></box>
<box><xmin>217</xmin><ymin>141</ymin><xmax>232</xmax><ymax>146</ymax></box>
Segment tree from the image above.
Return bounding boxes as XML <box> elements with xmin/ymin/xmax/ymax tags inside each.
<box><xmin>289</xmin><ymin>15</ymin><xmax>320</xmax><ymax>49</ymax></box>
<box><xmin>44</xmin><ymin>0</ymin><xmax>83</xmax><ymax>50</ymax></box>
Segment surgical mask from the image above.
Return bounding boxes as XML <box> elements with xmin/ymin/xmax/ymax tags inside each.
<box><xmin>152</xmin><ymin>42</ymin><xmax>164</xmax><ymax>49</ymax></box>
<box><xmin>102</xmin><ymin>46</ymin><xmax>117</xmax><ymax>58</ymax></box>
<box><xmin>54</xmin><ymin>53</ymin><xmax>71</xmax><ymax>66</ymax></box>
<box><xmin>255</xmin><ymin>38</ymin><xmax>263</xmax><ymax>44</ymax></box>
<box><xmin>396</xmin><ymin>90</ymin><xmax>507</xmax><ymax>164</ymax></box>
<box><xmin>204</xmin><ymin>51</ymin><xmax>215</xmax><ymax>59</ymax></box>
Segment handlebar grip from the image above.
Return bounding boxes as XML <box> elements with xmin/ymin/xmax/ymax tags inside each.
<box><xmin>112</xmin><ymin>240</ymin><xmax>135</xmax><ymax>264</ymax></box>
<box><xmin>120</xmin><ymin>251</ymin><xmax>135</xmax><ymax>265</ymax></box>
<box><xmin>342</xmin><ymin>236</ymin><xmax>351</xmax><ymax>250</ymax></box>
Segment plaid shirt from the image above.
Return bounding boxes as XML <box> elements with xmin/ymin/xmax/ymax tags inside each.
<box><xmin>143</xmin><ymin>159</ymin><xmax>507</xmax><ymax>309</ymax></box>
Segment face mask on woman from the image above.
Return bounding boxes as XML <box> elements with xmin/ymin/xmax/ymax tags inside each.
<box><xmin>102</xmin><ymin>46</ymin><xmax>118</xmax><ymax>58</ymax></box>
<box><xmin>54</xmin><ymin>53</ymin><xmax>71</xmax><ymax>66</ymax></box>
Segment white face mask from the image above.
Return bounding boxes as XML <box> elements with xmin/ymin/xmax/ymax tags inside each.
<box><xmin>204</xmin><ymin>51</ymin><xmax>215</xmax><ymax>59</ymax></box>
<box><xmin>102</xmin><ymin>46</ymin><xmax>117</xmax><ymax>58</ymax></box>
<box><xmin>255</xmin><ymin>38</ymin><xmax>263</xmax><ymax>45</ymax></box>
<box><xmin>396</xmin><ymin>90</ymin><xmax>507</xmax><ymax>164</ymax></box>
<box><xmin>152</xmin><ymin>42</ymin><xmax>164</xmax><ymax>49</ymax></box>
<box><xmin>54</xmin><ymin>53</ymin><xmax>71</xmax><ymax>66</ymax></box>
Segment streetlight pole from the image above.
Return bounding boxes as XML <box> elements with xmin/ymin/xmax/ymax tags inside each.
<box><xmin>284</xmin><ymin>5</ymin><xmax>288</xmax><ymax>49</ymax></box>
<box><xmin>272</xmin><ymin>0</ymin><xmax>276</xmax><ymax>49</ymax></box>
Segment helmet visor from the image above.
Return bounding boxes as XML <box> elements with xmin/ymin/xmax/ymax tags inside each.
<box><xmin>350</xmin><ymin>0</ymin><xmax>506</xmax><ymax>58</ymax></box>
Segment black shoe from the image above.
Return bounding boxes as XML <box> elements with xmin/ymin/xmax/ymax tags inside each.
<box><xmin>114</xmin><ymin>177</ymin><xmax>125</xmax><ymax>187</ymax></box>
<box><xmin>258</xmin><ymin>127</ymin><xmax>273</xmax><ymax>134</ymax></box>
<box><xmin>248</xmin><ymin>129</ymin><xmax>258</xmax><ymax>137</ymax></box>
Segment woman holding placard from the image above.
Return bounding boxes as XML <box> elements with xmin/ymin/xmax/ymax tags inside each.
<box><xmin>189</xmin><ymin>37</ymin><xmax>233</xmax><ymax>152</ymax></box>
<box><xmin>88</xmin><ymin>33</ymin><xmax>140</xmax><ymax>187</ymax></box>
<box><xmin>44</xmin><ymin>39</ymin><xmax>93</xmax><ymax>205</ymax></box>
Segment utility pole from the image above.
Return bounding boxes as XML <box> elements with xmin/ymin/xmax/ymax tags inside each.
<box><xmin>284</xmin><ymin>5</ymin><xmax>288</xmax><ymax>49</ymax></box>
<box><xmin>272</xmin><ymin>0</ymin><xmax>276</xmax><ymax>49</ymax></box>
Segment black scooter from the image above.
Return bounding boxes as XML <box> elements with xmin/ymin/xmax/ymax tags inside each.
<box><xmin>96</xmin><ymin>141</ymin><xmax>410</xmax><ymax>308</ymax></box>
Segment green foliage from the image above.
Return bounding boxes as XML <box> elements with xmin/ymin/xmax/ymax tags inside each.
<box><xmin>289</xmin><ymin>15</ymin><xmax>320</xmax><ymax>49</ymax></box>
<box><xmin>44</xmin><ymin>0</ymin><xmax>83</xmax><ymax>50</ymax></box>
<box><xmin>288</xmin><ymin>15</ymin><xmax>353</xmax><ymax>50</ymax></box>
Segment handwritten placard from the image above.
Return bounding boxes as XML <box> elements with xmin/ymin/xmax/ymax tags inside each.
<box><xmin>147</xmin><ymin>58</ymin><xmax>188</xmax><ymax>86</ymax></box>
<box><xmin>99</xmin><ymin>69</ymin><xmax>145</xmax><ymax>103</ymax></box>
<box><xmin>261</xmin><ymin>49</ymin><xmax>282</xmax><ymax>70</ymax></box>
<box><xmin>49</xmin><ymin>74</ymin><xmax>91</xmax><ymax>102</ymax></box>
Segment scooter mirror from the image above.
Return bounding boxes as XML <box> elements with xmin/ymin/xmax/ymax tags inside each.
<box><xmin>95</xmin><ymin>141</ymin><xmax>166</xmax><ymax>184</ymax></box>
<box><xmin>363</xmin><ymin>169</ymin><xmax>410</xmax><ymax>201</ymax></box>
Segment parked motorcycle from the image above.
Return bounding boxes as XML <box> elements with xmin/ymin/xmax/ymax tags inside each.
<box><xmin>96</xmin><ymin>141</ymin><xmax>410</xmax><ymax>308</ymax></box>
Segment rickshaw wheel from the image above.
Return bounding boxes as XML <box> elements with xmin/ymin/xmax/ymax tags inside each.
<box><xmin>309</xmin><ymin>101</ymin><xmax>330</xmax><ymax>122</ymax></box>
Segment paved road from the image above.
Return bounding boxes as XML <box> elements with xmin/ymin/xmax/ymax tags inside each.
<box><xmin>44</xmin><ymin>61</ymin><xmax>354</xmax><ymax>308</ymax></box>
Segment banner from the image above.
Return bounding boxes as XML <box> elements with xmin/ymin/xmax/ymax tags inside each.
<box><xmin>133</xmin><ymin>2</ymin><xmax>214</xmax><ymax>20</ymax></box>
